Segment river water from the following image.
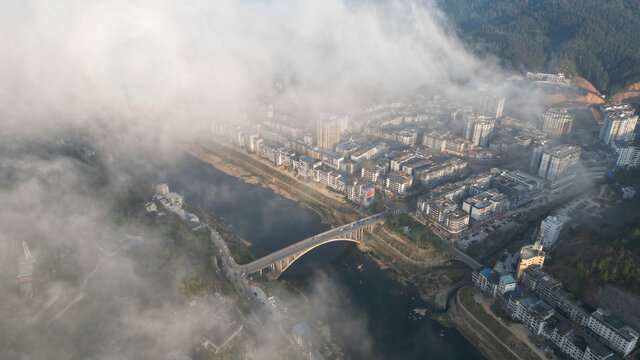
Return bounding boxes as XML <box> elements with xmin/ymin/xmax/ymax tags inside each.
<box><xmin>168</xmin><ymin>155</ymin><xmax>484</xmax><ymax>359</ymax></box>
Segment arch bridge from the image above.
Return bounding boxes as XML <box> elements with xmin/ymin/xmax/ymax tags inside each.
<box><xmin>237</xmin><ymin>214</ymin><xmax>384</xmax><ymax>279</ymax></box>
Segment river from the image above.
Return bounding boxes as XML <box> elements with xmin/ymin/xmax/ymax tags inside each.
<box><xmin>167</xmin><ymin>155</ymin><xmax>484</xmax><ymax>359</ymax></box>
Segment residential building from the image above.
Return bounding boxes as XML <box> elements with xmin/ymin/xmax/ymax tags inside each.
<box><xmin>155</xmin><ymin>183</ymin><xmax>170</xmax><ymax>196</ymax></box>
<box><xmin>587</xmin><ymin>309</ymin><xmax>639</xmax><ymax>356</ymax></box>
<box><xmin>542</xmin><ymin>108</ymin><xmax>574</xmax><ymax>137</ymax></box>
<box><xmin>464</xmin><ymin>116</ymin><xmax>495</xmax><ymax>147</ymax></box>
<box><xmin>417</xmin><ymin>194</ymin><xmax>470</xmax><ymax>234</ymax></box>
<box><xmin>538</xmin><ymin>215</ymin><xmax>566</xmax><ymax>250</ymax></box>
<box><xmin>530</xmin><ymin>139</ymin><xmax>551</xmax><ymax>172</ymax></box>
<box><xmin>526</xmin><ymin>72</ymin><xmax>570</xmax><ymax>85</ymax></box>
<box><xmin>415</xmin><ymin>158</ymin><xmax>468</xmax><ymax>186</ymax></box>
<box><xmin>316</xmin><ymin>116</ymin><xmax>341</xmax><ymax>150</ymax></box>
<box><xmin>462</xmin><ymin>189</ymin><xmax>509</xmax><ymax>222</ymax></box>
<box><xmin>350</xmin><ymin>142</ymin><xmax>389</xmax><ymax>163</ymax></box>
<box><xmin>537</xmin><ymin>145</ymin><xmax>581</xmax><ymax>191</ymax></box>
<box><xmin>516</xmin><ymin>243</ymin><xmax>545</xmax><ymax>279</ymax></box>
<box><xmin>501</xmin><ymin>116</ymin><xmax>536</xmax><ymax>131</ymax></box>
<box><xmin>599</xmin><ymin>104</ymin><xmax>638</xmax><ymax>146</ymax></box>
<box><xmin>472</xmin><ymin>268</ymin><xmax>516</xmax><ymax>298</ymax></box>
<box><xmin>346</xmin><ymin>180</ymin><xmax>376</xmax><ymax>207</ymax></box>
<box><xmin>492</xmin><ymin>170</ymin><xmax>545</xmax><ymax>208</ymax></box>
<box><xmin>321</xmin><ymin>151</ymin><xmax>344</xmax><ymax>170</ymax></box>
<box><xmin>521</xmin><ymin>268</ymin><xmax>590</xmax><ymax>326</ymax></box>
<box><xmin>615</xmin><ymin>143</ymin><xmax>640</xmax><ymax>167</ymax></box>
<box><xmin>544</xmin><ymin>315</ymin><xmax>619</xmax><ymax>360</ymax></box>
<box><xmin>360</xmin><ymin>160</ymin><xmax>388</xmax><ymax>184</ymax></box>
<box><xmin>506</xmin><ymin>295</ymin><xmax>554</xmax><ymax>335</ymax></box>
<box><xmin>386</xmin><ymin>171</ymin><xmax>413</xmax><ymax>194</ymax></box>
<box><xmin>478</xmin><ymin>94</ymin><xmax>505</xmax><ymax>119</ymax></box>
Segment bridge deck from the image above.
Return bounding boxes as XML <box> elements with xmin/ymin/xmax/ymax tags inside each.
<box><xmin>238</xmin><ymin>214</ymin><xmax>384</xmax><ymax>274</ymax></box>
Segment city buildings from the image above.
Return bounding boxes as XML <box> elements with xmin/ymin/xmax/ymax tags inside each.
<box><xmin>464</xmin><ymin>115</ymin><xmax>495</xmax><ymax>147</ymax></box>
<box><xmin>472</xmin><ymin>268</ymin><xmax>516</xmax><ymax>298</ymax></box>
<box><xmin>537</xmin><ymin>145</ymin><xmax>581</xmax><ymax>191</ymax></box>
<box><xmin>417</xmin><ymin>195</ymin><xmax>470</xmax><ymax>234</ymax></box>
<box><xmin>492</xmin><ymin>170</ymin><xmax>545</xmax><ymax>208</ymax></box>
<box><xmin>506</xmin><ymin>294</ymin><xmax>555</xmax><ymax>335</ymax></box>
<box><xmin>542</xmin><ymin>108</ymin><xmax>574</xmax><ymax>137</ymax></box>
<box><xmin>614</xmin><ymin>142</ymin><xmax>640</xmax><ymax>167</ymax></box>
<box><xmin>385</xmin><ymin>171</ymin><xmax>413</xmax><ymax>195</ymax></box>
<box><xmin>462</xmin><ymin>188</ymin><xmax>509</xmax><ymax>223</ymax></box>
<box><xmin>520</xmin><ymin>268</ymin><xmax>591</xmax><ymax>326</ymax></box>
<box><xmin>529</xmin><ymin>139</ymin><xmax>551</xmax><ymax>172</ymax></box>
<box><xmin>525</xmin><ymin>72</ymin><xmax>570</xmax><ymax>85</ymax></box>
<box><xmin>587</xmin><ymin>309</ymin><xmax>639</xmax><ymax>356</ymax></box>
<box><xmin>415</xmin><ymin>158</ymin><xmax>468</xmax><ymax>186</ymax></box>
<box><xmin>516</xmin><ymin>242</ymin><xmax>545</xmax><ymax>279</ymax></box>
<box><xmin>477</xmin><ymin>94</ymin><xmax>505</xmax><ymax>119</ymax></box>
<box><xmin>156</xmin><ymin>183</ymin><xmax>170</xmax><ymax>196</ymax></box>
<box><xmin>345</xmin><ymin>180</ymin><xmax>376</xmax><ymax>207</ymax></box>
<box><xmin>316</xmin><ymin>116</ymin><xmax>341</xmax><ymax>150</ymax></box>
<box><xmin>538</xmin><ymin>215</ymin><xmax>567</xmax><ymax>250</ymax></box>
<box><xmin>422</xmin><ymin>130</ymin><xmax>474</xmax><ymax>155</ymax></box>
<box><xmin>360</xmin><ymin>160</ymin><xmax>388</xmax><ymax>184</ymax></box>
<box><xmin>599</xmin><ymin>104</ymin><xmax>638</xmax><ymax>146</ymax></box>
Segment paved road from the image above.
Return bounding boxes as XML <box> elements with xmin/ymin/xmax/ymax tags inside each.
<box><xmin>443</xmin><ymin>240</ymin><xmax>484</xmax><ymax>270</ymax></box>
<box><xmin>236</xmin><ymin>213</ymin><xmax>385</xmax><ymax>274</ymax></box>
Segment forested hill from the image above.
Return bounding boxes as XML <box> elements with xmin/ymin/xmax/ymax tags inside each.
<box><xmin>438</xmin><ymin>0</ymin><xmax>640</xmax><ymax>94</ymax></box>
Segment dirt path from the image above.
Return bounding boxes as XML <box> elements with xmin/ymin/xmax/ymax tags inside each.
<box><xmin>456</xmin><ymin>289</ymin><xmax>523</xmax><ymax>360</ymax></box>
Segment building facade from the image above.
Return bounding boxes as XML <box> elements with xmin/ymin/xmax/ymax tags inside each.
<box><xmin>542</xmin><ymin>108</ymin><xmax>574</xmax><ymax>137</ymax></box>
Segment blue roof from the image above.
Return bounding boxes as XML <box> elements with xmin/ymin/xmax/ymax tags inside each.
<box><xmin>337</xmin><ymin>176</ymin><xmax>349</xmax><ymax>183</ymax></box>
<box><xmin>480</xmin><ymin>268</ymin><xmax>493</xmax><ymax>277</ymax></box>
<box><xmin>500</xmin><ymin>275</ymin><xmax>516</xmax><ymax>284</ymax></box>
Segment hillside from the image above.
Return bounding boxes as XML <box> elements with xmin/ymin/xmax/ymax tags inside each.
<box><xmin>438</xmin><ymin>0</ymin><xmax>640</xmax><ymax>94</ymax></box>
<box><xmin>547</xmin><ymin>215</ymin><xmax>640</xmax><ymax>298</ymax></box>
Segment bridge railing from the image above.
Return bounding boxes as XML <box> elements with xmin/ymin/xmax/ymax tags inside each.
<box><xmin>237</xmin><ymin>213</ymin><xmax>385</xmax><ymax>273</ymax></box>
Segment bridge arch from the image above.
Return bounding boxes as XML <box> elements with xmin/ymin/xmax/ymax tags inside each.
<box><xmin>276</xmin><ymin>237</ymin><xmax>362</xmax><ymax>276</ymax></box>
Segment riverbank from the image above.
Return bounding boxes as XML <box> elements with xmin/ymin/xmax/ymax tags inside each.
<box><xmin>187</xmin><ymin>138</ymin><xmax>359</xmax><ymax>226</ymax></box>
<box><xmin>187</xmin><ymin>138</ymin><xmax>501</xmax><ymax>358</ymax></box>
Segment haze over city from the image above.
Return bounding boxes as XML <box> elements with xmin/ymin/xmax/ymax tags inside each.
<box><xmin>1</xmin><ymin>1</ymin><xmax>640</xmax><ymax>359</ymax></box>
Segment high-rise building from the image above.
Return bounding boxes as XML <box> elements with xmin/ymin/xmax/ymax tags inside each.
<box><xmin>464</xmin><ymin>116</ymin><xmax>495</xmax><ymax>147</ymax></box>
<box><xmin>538</xmin><ymin>216</ymin><xmax>566</xmax><ymax>250</ymax></box>
<box><xmin>616</xmin><ymin>145</ymin><xmax>640</xmax><ymax>167</ymax></box>
<box><xmin>599</xmin><ymin>104</ymin><xmax>638</xmax><ymax>146</ymax></box>
<box><xmin>542</xmin><ymin>108</ymin><xmax>574</xmax><ymax>137</ymax></box>
<box><xmin>517</xmin><ymin>242</ymin><xmax>545</xmax><ymax>279</ymax></box>
<box><xmin>316</xmin><ymin>116</ymin><xmax>341</xmax><ymax>151</ymax></box>
<box><xmin>529</xmin><ymin>140</ymin><xmax>550</xmax><ymax>172</ymax></box>
<box><xmin>478</xmin><ymin>94</ymin><xmax>505</xmax><ymax>119</ymax></box>
<box><xmin>537</xmin><ymin>145</ymin><xmax>581</xmax><ymax>181</ymax></box>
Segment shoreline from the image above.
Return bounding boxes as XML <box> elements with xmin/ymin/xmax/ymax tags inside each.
<box><xmin>186</xmin><ymin>138</ymin><xmax>518</xmax><ymax>360</ymax></box>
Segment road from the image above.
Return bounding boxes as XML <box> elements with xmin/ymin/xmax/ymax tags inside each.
<box><xmin>456</xmin><ymin>289</ymin><xmax>523</xmax><ymax>360</ymax></box>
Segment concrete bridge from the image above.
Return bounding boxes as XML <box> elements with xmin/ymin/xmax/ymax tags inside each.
<box><xmin>237</xmin><ymin>213</ymin><xmax>384</xmax><ymax>279</ymax></box>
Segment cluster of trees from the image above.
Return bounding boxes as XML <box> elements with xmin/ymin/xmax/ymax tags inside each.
<box><xmin>438</xmin><ymin>0</ymin><xmax>640</xmax><ymax>93</ymax></box>
<box><xmin>557</xmin><ymin>216</ymin><xmax>640</xmax><ymax>295</ymax></box>
<box><xmin>384</xmin><ymin>213</ymin><xmax>443</xmax><ymax>250</ymax></box>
